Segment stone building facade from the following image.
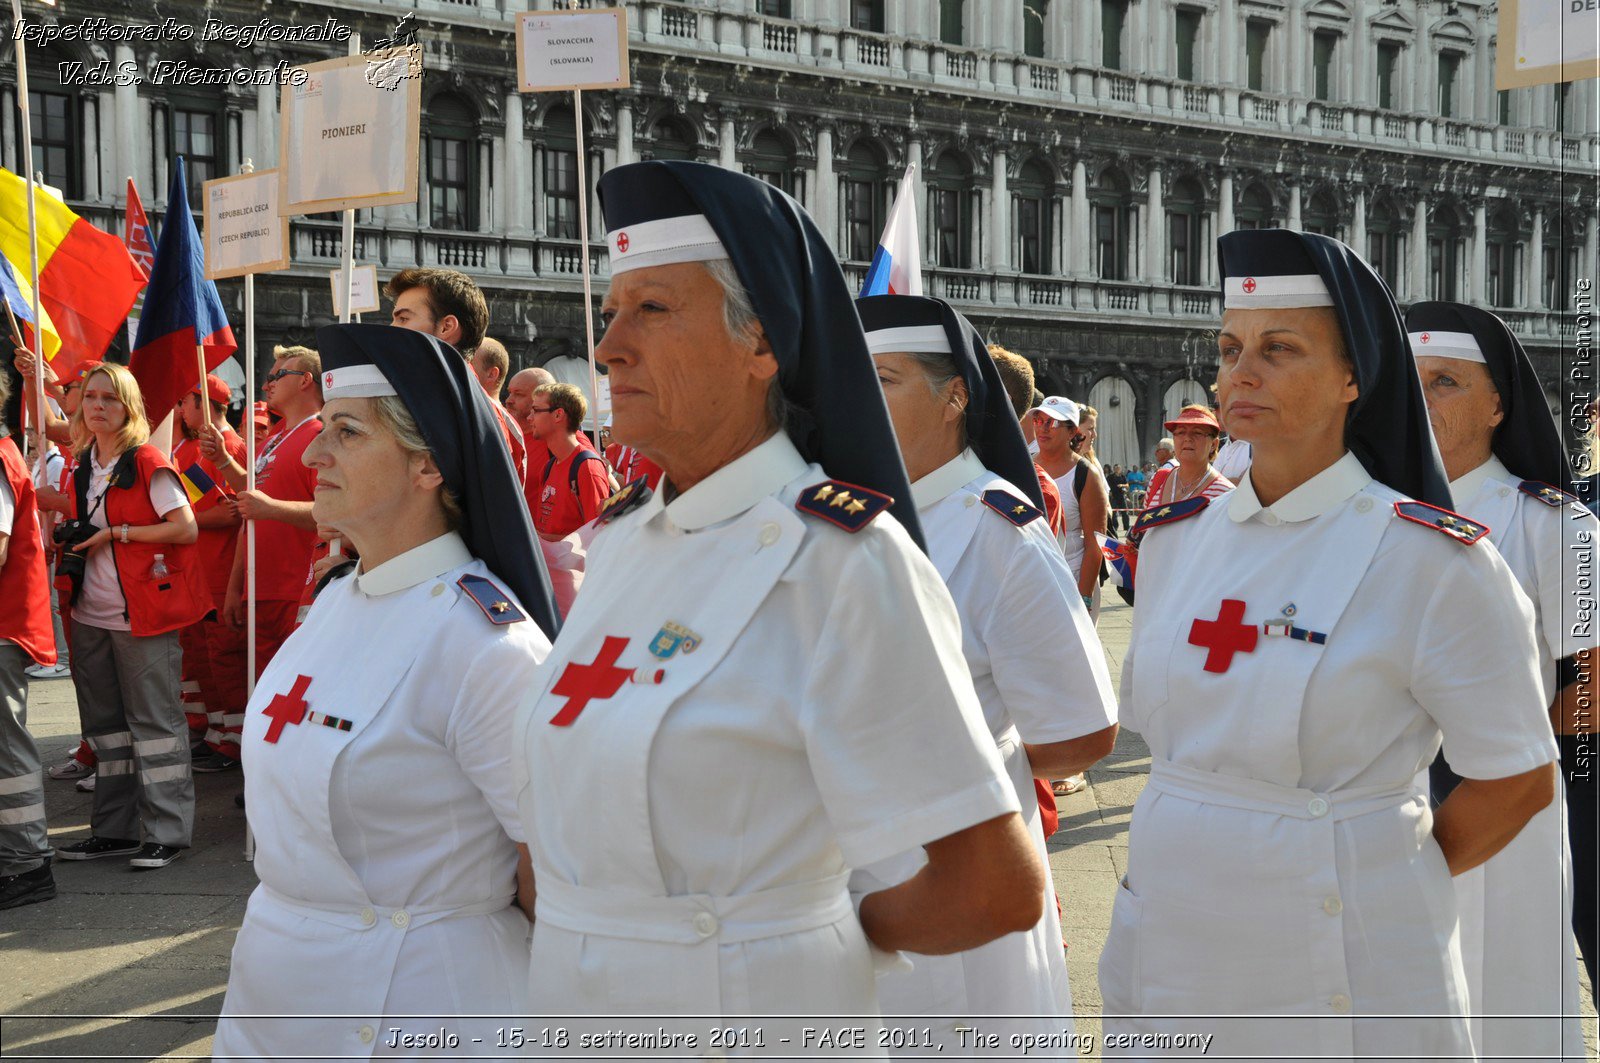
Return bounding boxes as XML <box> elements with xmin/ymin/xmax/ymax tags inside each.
<box><xmin>3</xmin><ymin>0</ymin><xmax>1593</xmax><ymax>467</ymax></box>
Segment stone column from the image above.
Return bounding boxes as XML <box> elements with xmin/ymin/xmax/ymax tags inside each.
<box><xmin>1287</xmin><ymin>182</ymin><xmax>1302</xmax><ymax>231</ymax></box>
<box><xmin>152</xmin><ymin>103</ymin><xmax>168</xmax><ymax>208</ymax></box>
<box><xmin>615</xmin><ymin>99</ymin><xmax>635</xmax><ymax>166</ymax></box>
<box><xmin>505</xmin><ymin>91</ymin><xmax>529</xmax><ymax>232</ymax></box>
<box><xmin>1070</xmin><ymin>158</ymin><xmax>1090</xmax><ymax>277</ymax></box>
<box><xmin>718</xmin><ymin>112</ymin><xmax>737</xmax><ymax>170</ymax></box>
<box><xmin>1351</xmin><ymin>188</ymin><xmax>1368</xmax><ymax>261</ymax></box>
<box><xmin>1470</xmin><ymin>199</ymin><xmax>1487</xmax><ymax>304</ymax></box>
<box><xmin>82</xmin><ymin>95</ymin><xmax>101</xmax><ymax>201</ymax></box>
<box><xmin>1411</xmin><ymin>197</ymin><xmax>1431</xmax><ymax>301</ymax></box>
<box><xmin>114</xmin><ymin>44</ymin><xmax>140</xmax><ymax>193</ymax></box>
<box><xmin>1218</xmin><ymin>0</ymin><xmax>1238</xmax><ymax>89</ymax></box>
<box><xmin>1284</xmin><ymin>4</ymin><xmax>1303</xmax><ymax>98</ymax></box>
<box><xmin>815</xmin><ymin>122</ymin><xmax>837</xmax><ymax>252</ymax></box>
<box><xmin>1218</xmin><ymin>172</ymin><xmax>1234</xmax><ymax>236</ymax></box>
<box><xmin>0</xmin><ymin>89</ymin><xmax>14</xmax><ymax>172</ymax></box>
<box><xmin>991</xmin><ymin>146</ymin><xmax>1009</xmax><ymax>271</ymax></box>
<box><xmin>479</xmin><ymin>136</ymin><xmax>495</xmax><ymax>233</ymax></box>
<box><xmin>1145</xmin><ymin>166</ymin><xmax>1163</xmax><ymax>283</ymax></box>
<box><xmin>1586</xmin><ymin>212</ymin><xmax>1599</xmax><ymax>296</ymax></box>
<box><xmin>1528</xmin><ymin>207</ymin><xmax>1545</xmax><ymax>309</ymax></box>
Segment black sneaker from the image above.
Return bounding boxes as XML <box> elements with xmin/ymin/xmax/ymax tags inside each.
<box><xmin>0</xmin><ymin>865</ymin><xmax>56</xmax><ymax>910</ymax></box>
<box><xmin>191</xmin><ymin>752</ymin><xmax>240</xmax><ymax>773</ymax></box>
<box><xmin>129</xmin><ymin>843</ymin><xmax>183</xmax><ymax>870</ymax></box>
<box><xmin>55</xmin><ymin>836</ymin><xmax>141</xmax><ymax>861</ymax></box>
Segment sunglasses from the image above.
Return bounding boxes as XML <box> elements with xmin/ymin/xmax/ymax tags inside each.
<box><xmin>266</xmin><ymin>368</ymin><xmax>310</xmax><ymax>384</ymax></box>
<box><xmin>528</xmin><ymin>406</ymin><xmax>555</xmax><ymax>414</ymax></box>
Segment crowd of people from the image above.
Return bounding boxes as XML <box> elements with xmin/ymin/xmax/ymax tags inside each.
<box><xmin>0</xmin><ymin>159</ymin><xmax>1592</xmax><ymax>1062</ymax></box>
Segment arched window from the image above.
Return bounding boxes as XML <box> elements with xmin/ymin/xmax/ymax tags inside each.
<box><xmin>1366</xmin><ymin>197</ymin><xmax>1404</xmax><ymax>293</ymax></box>
<box><xmin>1092</xmin><ymin>168</ymin><xmax>1135</xmax><ymax>281</ymax></box>
<box><xmin>1088</xmin><ymin>375</ymin><xmax>1139</xmax><ymax>470</ymax></box>
<box><xmin>1166</xmin><ymin>176</ymin><xmax>1205</xmax><ymax>285</ymax></box>
<box><xmin>649</xmin><ymin>117</ymin><xmax>696</xmax><ymax>161</ymax></box>
<box><xmin>1014</xmin><ymin>159</ymin><xmax>1053</xmax><ymax>274</ymax></box>
<box><xmin>427</xmin><ymin>93</ymin><xmax>477</xmax><ymax>230</ymax></box>
<box><xmin>929</xmin><ymin>151</ymin><xmax>975</xmax><ymax>269</ymax></box>
<box><xmin>1235</xmin><ymin>182</ymin><xmax>1277</xmax><ymax>229</ymax></box>
<box><xmin>1303</xmin><ymin>190</ymin><xmax>1339</xmax><ymax>238</ymax></box>
<box><xmin>1484</xmin><ymin>204</ymin><xmax>1520</xmax><ymax>308</ymax></box>
<box><xmin>542</xmin><ymin>105</ymin><xmax>581</xmax><ymax>239</ymax></box>
<box><xmin>841</xmin><ymin>141</ymin><xmax>890</xmax><ymax>263</ymax></box>
<box><xmin>1428</xmin><ymin>202</ymin><xmax>1468</xmax><ymax>300</ymax></box>
<box><xmin>744</xmin><ymin>129</ymin><xmax>797</xmax><ymax>197</ymax></box>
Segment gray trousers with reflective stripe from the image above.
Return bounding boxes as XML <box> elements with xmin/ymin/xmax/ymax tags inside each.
<box><xmin>0</xmin><ymin>641</ymin><xmax>50</xmax><ymax>875</ymax></box>
<box><xmin>70</xmin><ymin>623</ymin><xmax>193</xmax><ymax>847</ymax></box>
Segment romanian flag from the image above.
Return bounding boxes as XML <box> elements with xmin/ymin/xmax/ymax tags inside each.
<box><xmin>0</xmin><ymin>167</ymin><xmax>146</xmax><ymax>376</ymax></box>
<box><xmin>0</xmin><ymin>254</ymin><xmax>61</xmax><ymax>362</ymax></box>
<box><xmin>179</xmin><ymin>461</ymin><xmax>219</xmax><ymax>506</ymax></box>
<box><xmin>130</xmin><ymin>158</ymin><xmax>236</xmax><ymax>426</ymax></box>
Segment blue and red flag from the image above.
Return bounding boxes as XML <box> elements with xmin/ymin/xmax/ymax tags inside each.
<box><xmin>1097</xmin><ymin>532</ymin><xmax>1137</xmax><ymax>590</ymax></box>
<box><xmin>130</xmin><ymin>157</ymin><xmax>235</xmax><ymax>426</ymax></box>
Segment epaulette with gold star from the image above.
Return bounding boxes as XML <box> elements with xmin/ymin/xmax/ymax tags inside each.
<box><xmin>1127</xmin><ymin>496</ymin><xmax>1209</xmax><ymax>545</ymax></box>
<box><xmin>457</xmin><ymin>574</ymin><xmax>526</xmax><ymax>625</ymax></box>
<box><xmin>795</xmin><ymin>479</ymin><xmax>892</xmax><ymax>532</ymax></box>
<box><xmin>1393</xmin><ymin>500</ymin><xmax>1489</xmax><ymax>545</ymax></box>
<box><xmin>981</xmin><ymin>489</ymin><xmax>1042</xmax><ymax>527</ymax></box>
<box><xmin>596</xmin><ymin>476</ymin><xmax>652</xmax><ymax>527</ymax></box>
<box><xmin>1519</xmin><ymin>480</ymin><xmax>1578</xmax><ymax>508</ymax></box>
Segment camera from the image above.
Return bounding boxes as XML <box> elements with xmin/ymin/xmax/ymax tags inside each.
<box><xmin>53</xmin><ymin>519</ymin><xmax>97</xmax><ymax>599</ymax></box>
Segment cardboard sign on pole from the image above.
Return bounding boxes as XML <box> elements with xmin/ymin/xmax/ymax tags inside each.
<box><xmin>280</xmin><ymin>52</ymin><xmax>422</xmax><ymax>215</ymax></box>
<box><xmin>1497</xmin><ymin>0</ymin><xmax>1600</xmax><ymax>89</ymax></box>
<box><xmin>516</xmin><ymin>8</ymin><xmax>630</xmax><ymax>92</ymax></box>
<box><xmin>329</xmin><ymin>264</ymin><xmax>381</xmax><ymax>317</ymax></box>
<box><xmin>204</xmin><ymin>170</ymin><xmax>290</xmax><ymax>280</ymax></box>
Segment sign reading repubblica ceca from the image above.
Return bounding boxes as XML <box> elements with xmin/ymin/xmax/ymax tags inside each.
<box><xmin>203</xmin><ymin>170</ymin><xmax>290</xmax><ymax>280</ymax></box>
<box><xmin>515</xmin><ymin>8</ymin><xmax>630</xmax><ymax>93</ymax></box>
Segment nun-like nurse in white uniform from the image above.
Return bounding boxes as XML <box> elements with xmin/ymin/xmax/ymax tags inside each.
<box><xmin>1407</xmin><ymin>300</ymin><xmax>1594</xmax><ymax>1061</ymax></box>
<box><xmin>513</xmin><ymin>162</ymin><xmax>1047</xmax><ymax>1046</ymax></box>
<box><xmin>214</xmin><ymin>325</ymin><xmax>558</xmax><ymax>1061</ymax></box>
<box><xmin>1100</xmin><ymin>229</ymin><xmax>1559</xmax><ymax>1061</ymax></box>
<box><xmin>856</xmin><ymin>294</ymin><xmax>1118</xmax><ymax>1055</ymax></box>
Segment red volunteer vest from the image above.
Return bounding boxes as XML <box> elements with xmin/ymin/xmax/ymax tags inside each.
<box><xmin>0</xmin><ymin>435</ymin><xmax>57</xmax><ymax>664</ymax></box>
<box><xmin>99</xmin><ymin>444</ymin><xmax>213</xmax><ymax>637</ymax></box>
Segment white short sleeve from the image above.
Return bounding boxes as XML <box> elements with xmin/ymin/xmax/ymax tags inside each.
<box><xmin>446</xmin><ymin>624</ymin><xmax>551</xmax><ymax>843</ymax></box>
<box><xmin>148</xmin><ymin>468</ymin><xmax>190</xmax><ymax>518</ymax></box>
<box><xmin>1535</xmin><ymin>504</ymin><xmax>1600</xmax><ymax>661</ymax></box>
<box><xmin>1412</xmin><ymin>542</ymin><xmax>1560</xmax><ymax>780</ymax></box>
<box><xmin>0</xmin><ymin>475</ymin><xmax>14</xmax><ymax>535</ymax></box>
<box><xmin>800</xmin><ymin>530</ymin><xmax>1018</xmax><ymax>869</ymax></box>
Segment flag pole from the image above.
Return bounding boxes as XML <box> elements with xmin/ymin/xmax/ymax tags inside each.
<box><xmin>566</xmin><ymin>0</ymin><xmax>602</xmax><ymax>446</ymax></box>
<box><xmin>10</xmin><ymin>0</ymin><xmax>46</xmax><ymax>461</ymax></box>
<box><xmin>339</xmin><ymin>32</ymin><xmax>360</xmax><ymax>326</ymax></box>
<box><xmin>240</xmin><ymin>156</ymin><xmax>259</xmax><ymax>863</ymax></box>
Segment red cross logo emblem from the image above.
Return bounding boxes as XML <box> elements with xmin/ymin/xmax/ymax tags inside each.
<box><xmin>1188</xmin><ymin>599</ymin><xmax>1258</xmax><ymax>674</ymax></box>
<box><xmin>616</xmin><ymin>232</ymin><xmax>630</xmax><ymax>253</ymax></box>
<box><xmin>262</xmin><ymin>675</ymin><xmax>313</xmax><ymax>744</ymax></box>
<box><xmin>1241</xmin><ymin>277</ymin><xmax>1257</xmax><ymax>294</ymax></box>
<box><xmin>1420</xmin><ymin>333</ymin><xmax>1431</xmax><ymax>343</ymax></box>
<box><xmin>324</xmin><ymin>372</ymin><xmax>335</xmax><ymax>389</ymax></box>
<box><xmin>548</xmin><ymin>636</ymin><xmax>632</xmax><ymax>727</ymax></box>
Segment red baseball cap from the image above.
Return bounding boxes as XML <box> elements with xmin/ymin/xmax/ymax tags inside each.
<box><xmin>192</xmin><ymin>373</ymin><xmax>232</xmax><ymax>406</ymax></box>
<box><xmin>251</xmin><ymin>401</ymin><xmax>272</xmax><ymax>427</ymax></box>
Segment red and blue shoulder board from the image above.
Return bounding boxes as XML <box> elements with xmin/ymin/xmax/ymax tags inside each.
<box><xmin>1393</xmin><ymin>500</ymin><xmax>1489</xmax><ymax>545</ymax></box>
<box><xmin>457</xmin><ymin>574</ymin><xmax>526</xmax><ymax>625</ymax></box>
<box><xmin>1127</xmin><ymin>496</ymin><xmax>1208</xmax><ymax>545</ymax></box>
<box><xmin>1519</xmin><ymin>480</ymin><xmax>1578</xmax><ymax>508</ymax></box>
<box><xmin>795</xmin><ymin>480</ymin><xmax>892</xmax><ymax>532</ymax></box>
<box><xmin>596</xmin><ymin>476</ymin><xmax>652</xmax><ymax>526</ymax></box>
<box><xmin>981</xmin><ymin>489</ymin><xmax>1042</xmax><ymax>527</ymax></box>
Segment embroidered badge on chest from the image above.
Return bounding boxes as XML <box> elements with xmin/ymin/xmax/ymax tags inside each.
<box><xmin>262</xmin><ymin>675</ymin><xmax>314</xmax><ymax>743</ymax></box>
<box><xmin>548</xmin><ymin>637</ymin><xmax>665</xmax><ymax>727</ymax></box>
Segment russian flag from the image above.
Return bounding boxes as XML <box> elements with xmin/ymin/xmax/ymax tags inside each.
<box><xmin>859</xmin><ymin>162</ymin><xmax>924</xmax><ymax>297</ymax></box>
<box><xmin>1097</xmin><ymin>533</ymin><xmax>1138</xmax><ymax>590</ymax></box>
<box><xmin>130</xmin><ymin>157</ymin><xmax>236</xmax><ymax>427</ymax></box>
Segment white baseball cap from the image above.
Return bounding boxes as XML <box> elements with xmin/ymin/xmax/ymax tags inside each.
<box><xmin>1029</xmin><ymin>395</ymin><xmax>1080</xmax><ymax>424</ymax></box>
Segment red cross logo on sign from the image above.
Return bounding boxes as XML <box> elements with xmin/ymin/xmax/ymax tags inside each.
<box><xmin>1188</xmin><ymin>599</ymin><xmax>1258</xmax><ymax>674</ymax></box>
<box><xmin>1241</xmin><ymin>277</ymin><xmax>1257</xmax><ymax>294</ymax></box>
<box><xmin>616</xmin><ymin>232</ymin><xmax>630</xmax><ymax>253</ymax></box>
<box><xmin>548</xmin><ymin>637</ymin><xmax>633</xmax><ymax>727</ymax></box>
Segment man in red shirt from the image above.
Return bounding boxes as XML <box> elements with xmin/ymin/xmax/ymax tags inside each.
<box><xmin>468</xmin><ymin>336</ymin><xmax>527</xmax><ymax>484</ymax></box>
<box><xmin>172</xmin><ymin>375</ymin><xmax>249</xmax><ymax>769</ymax></box>
<box><xmin>529</xmin><ymin>382</ymin><xmax>611</xmax><ymax>540</ymax></box>
<box><xmin>506</xmin><ymin>367</ymin><xmax>555</xmax><ymax>514</ymax></box>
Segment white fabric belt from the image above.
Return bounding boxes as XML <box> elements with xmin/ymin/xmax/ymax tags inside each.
<box><xmin>260</xmin><ymin>884</ymin><xmax>511</xmax><ymax>932</ymax></box>
<box><xmin>1148</xmin><ymin>758</ymin><xmax>1419</xmax><ymax>822</ymax></box>
<box><xmin>536</xmin><ymin>872</ymin><xmax>854</xmax><ymax>946</ymax></box>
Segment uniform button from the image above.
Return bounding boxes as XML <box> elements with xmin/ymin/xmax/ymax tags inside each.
<box><xmin>758</xmin><ymin>522</ymin><xmax>781</xmax><ymax>547</ymax></box>
<box><xmin>1261</xmin><ymin>512</ymin><xmax>1281</xmax><ymax>526</ymax></box>
<box><xmin>431</xmin><ymin>583</ymin><xmax>445</xmax><ymax>597</ymax></box>
<box><xmin>359</xmin><ymin>907</ymin><xmax>377</xmax><ymax>927</ymax></box>
<box><xmin>358</xmin><ymin>1024</ymin><xmax>376</xmax><ymax>1043</ymax></box>
<box><xmin>391</xmin><ymin>909</ymin><xmax>410</xmax><ymax>928</ymax></box>
<box><xmin>692</xmin><ymin>911</ymin><xmax>718</xmax><ymax>937</ymax></box>
<box><xmin>1329</xmin><ymin>993</ymin><xmax>1351</xmax><ymax>1012</ymax></box>
<box><xmin>1307</xmin><ymin>796</ymin><xmax>1330</xmax><ymax>818</ymax></box>
<box><xmin>1498</xmin><ymin>487</ymin><xmax>1511</xmax><ymax>497</ymax></box>
<box><xmin>1354</xmin><ymin>497</ymin><xmax>1373</xmax><ymax>514</ymax></box>
<box><xmin>1323</xmin><ymin>896</ymin><xmax>1343</xmax><ymax>915</ymax></box>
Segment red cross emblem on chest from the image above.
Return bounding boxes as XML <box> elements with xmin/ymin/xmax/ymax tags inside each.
<box><xmin>262</xmin><ymin>675</ymin><xmax>314</xmax><ymax>743</ymax></box>
<box><xmin>1188</xmin><ymin>599</ymin><xmax>1258</xmax><ymax>673</ymax></box>
<box><xmin>548</xmin><ymin>636</ymin><xmax>632</xmax><ymax>727</ymax></box>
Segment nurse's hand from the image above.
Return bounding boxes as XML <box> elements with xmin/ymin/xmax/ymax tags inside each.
<box><xmin>1433</xmin><ymin>761</ymin><xmax>1557</xmax><ymax>875</ymax></box>
<box><xmin>857</xmin><ymin>811</ymin><xmax>1044</xmax><ymax>956</ymax></box>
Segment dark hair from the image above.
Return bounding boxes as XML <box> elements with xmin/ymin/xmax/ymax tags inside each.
<box><xmin>385</xmin><ymin>268</ymin><xmax>489</xmax><ymax>356</ymax></box>
<box><xmin>534</xmin><ymin>382</ymin><xmax>587</xmax><ymax>433</ymax></box>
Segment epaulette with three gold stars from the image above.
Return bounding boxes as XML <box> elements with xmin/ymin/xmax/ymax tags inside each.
<box><xmin>1519</xmin><ymin>480</ymin><xmax>1579</xmax><ymax>508</ymax></box>
<box><xmin>596</xmin><ymin>477</ymin><xmax>652</xmax><ymax>527</ymax></box>
<box><xmin>795</xmin><ymin>479</ymin><xmax>892</xmax><ymax>532</ymax></box>
<box><xmin>981</xmin><ymin>489</ymin><xmax>1042</xmax><ymax>527</ymax></box>
<box><xmin>457</xmin><ymin>574</ymin><xmax>526</xmax><ymax>625</ymax></box>
<box><xmin>1393</xmin><ymin>500</ymin><xmax>1489</xmax><ymax>545</ymax></box>
<box><xmin>1127</xmin><ymin>496</ymin><xmax>1209</xmax><ymax>545</ymax></box>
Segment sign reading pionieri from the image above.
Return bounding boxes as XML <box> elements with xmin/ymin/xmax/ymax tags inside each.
<box><xmin>203</xmin><ymin>170</ymin><xmax>290</xmax><ymax>280</ymax></box>
<box><xmin>515</xmin><ymin>7</ymin><xmax>630</xmax><ymax>93</ymax></box>
<box><xmin>279</xmin><ymin>51</ymin><xmax>422</xmax><ymax>215</ymax></box>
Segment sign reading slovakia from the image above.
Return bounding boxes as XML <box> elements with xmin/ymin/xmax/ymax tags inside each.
<box><xmin>516</xmin><ymin>8</ymin><xmax>630</xmax><ymax>93</ymax></box>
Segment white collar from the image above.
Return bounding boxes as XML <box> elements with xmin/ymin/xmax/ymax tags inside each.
<box><xmin>1449</xmin><ymin>455</ymin><xmax>1513</xmax><ymax>507</ymax></box>
<box><xmin>912</xmin><ymin>449</ymin><xmax>986</xmax><ymax>511</ymax></box>
<box><xmin>1228</xmin><ymin>451</ymin><xmax>1371</xmax><ymax>524</ymax></box>
<box><xmin>659</xmin><ymin>432</ymin><xmax>808</xmax><ymax>531</ymax></box>
<box><xmin>355</xmin><ymin>531</ymin><xmax>473</xmax><ymax>597</ymax></box>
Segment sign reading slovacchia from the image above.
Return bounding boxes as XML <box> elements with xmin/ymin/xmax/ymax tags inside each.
<box><xmin>515</xmin><ymin>8</ymin><xmax>630</xmax><ymax>93</ymax></box>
